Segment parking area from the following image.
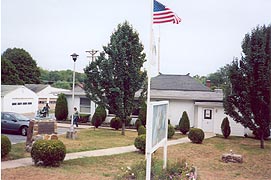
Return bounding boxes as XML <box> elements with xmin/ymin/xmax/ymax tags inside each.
<box><xmin>2</xmin><ymin>127</ymin><xmax>69</xmax><ymax>144</ymax></box>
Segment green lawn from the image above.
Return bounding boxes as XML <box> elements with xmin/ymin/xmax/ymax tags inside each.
<box><xmin>59</xmin><ymin>128</ymin><xmax>138</xmax><ymax>153</ymax></box>
<box><xmin>5</xmin><ymin>128</ymin><xmax>138</xmax><ymax>160</ymax></box>
<box><xmin>2</xmin><ymin>136</ymin><xmax>271</xmax><ymax>180</ymax></box>
<box><xmin>6</xmin><ymin>128</ymin><xmax>185</xmax><ymax>160</ymax></box>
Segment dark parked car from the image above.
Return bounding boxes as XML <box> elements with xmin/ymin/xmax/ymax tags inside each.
<box><xmin>1</xmin><ymin>112</ymin><xmax>30</xmax><ymax>136</ymax></box>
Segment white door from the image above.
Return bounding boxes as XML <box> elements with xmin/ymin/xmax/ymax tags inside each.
<box><xmin>202</xmin><ymin>108</ymin><xmax>214</xmax><ymax>132</ymax></box>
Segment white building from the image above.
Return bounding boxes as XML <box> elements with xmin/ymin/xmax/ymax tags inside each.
<box><xmin>25</xmin><ymin>84</ymin><xmax>69</xmax><ymax>110</ymax></box>
<box><xmin>1</xmin><ymin>85</ymin><xmax>38</xmax><ymax>114</ymax></box>
<box><xmin>150</xmin><ymin>74</ymin><xmax>244</xmax><ymax>136</ymax></box>
<box><xmin>61</xmin><ymin>74</ymin><xmax>245</xmax><ymax>136</ymax></box>
<box><xmin>61</xmin><ymin>84</ymin><xmax>94</xmax><ymax>119</ymax></box>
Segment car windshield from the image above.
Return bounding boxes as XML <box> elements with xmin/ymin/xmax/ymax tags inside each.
<box><xmin>12</xmin><ymin>113</ymin><xmax>29</xmax><ymax>121</ymax></box>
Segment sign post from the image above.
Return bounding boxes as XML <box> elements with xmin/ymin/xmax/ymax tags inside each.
<box><xmin>146</xmin><ymin>101</ymin><xmax>169</xmax><ymax>179</ymax></box>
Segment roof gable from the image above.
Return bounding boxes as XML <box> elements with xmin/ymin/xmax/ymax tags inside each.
<box><xmin>25</xmin><ymin>84</ymin><xmax>49</xmax><ymax>93</ymax></box>
<box><xmin>1</xmin><ymin>85</ymin><xmax>25</xmax><ymax>96</ymax></box>
<box><xmin>151</xmin><ymin>74</ymin><xmax>210</xmax><ymax>92</ymax></box>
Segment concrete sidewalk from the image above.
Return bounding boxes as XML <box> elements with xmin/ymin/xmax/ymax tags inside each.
<box><xmin>57</xmin><ymin>123</ymin><xmax>93</xmax><ymax>129</ymax></box>
<box><xmin>1</xmin><ymin>133</ymin><xmax>215</xmax><ymax>170</ymax></box>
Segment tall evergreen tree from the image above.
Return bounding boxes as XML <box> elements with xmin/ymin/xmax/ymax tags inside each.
<box><xmin>84</xmin><ymin>21</ymin><xmax>147</xmax><ymax>135</ymax></box>
<box><xmin>221</xmin><ymin>117</ymin><xmax>231</xmax><ymax>138</ymax></box>
<box><xmin>2</xmin><ymin>48</ymin><xmax>41</xmax><ymax>84</ymax></box>
<box><xmin>224</xmin><ymin>25</ymin><xmax>271</xmax><ymax>148</ymax></box>
<box><xmin>179</xmin><ymin>111</ymin><xmax>190</xmax><ymax>135</ymax></box>
<box><xmin>55</xmin><ymin>93</ymin><xmax>68</xmax><ymax>121</ymax></box>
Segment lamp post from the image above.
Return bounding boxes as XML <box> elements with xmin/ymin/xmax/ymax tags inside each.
<box><xmin>68</xmin><ymin>53</ymin><xmax>79</xmax><ymax>139</ymax></box>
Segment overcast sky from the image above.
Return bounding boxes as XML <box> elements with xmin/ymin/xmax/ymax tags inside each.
<box><xmin>2</xmin><ymin>0</ymin><xmax>271</xmax><ymax>77</ymax></box>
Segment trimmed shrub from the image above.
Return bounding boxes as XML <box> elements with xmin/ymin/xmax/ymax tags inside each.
<box><xmin>175</xmin><ymin>125</ymin><xmax>180</xmax><ymax>130</ymax></box>
<box><xmin>78</xmin><ymin>114</ymin><xmax>90</xmax><ymax>123</ymax></box>
<box><xmin>138</xmin><ymin>125</ymin><xmax>146</xmax><ymax>135</ymax></box>
<box><xmin>1</xmin><ymin>135</ymin><xmax>11</xmax><ymax>158</ymax></box>
<box><xmin>125</xmin><ymin>116</ymin><xmax>132</xmax><ymax>126</ymax></box>
<box><xmin>110</xmin><ymin>117</ymin><xmax>122</xmax><ymax>130</ymax></box>
<box><xmin>134</xmin><ymin>134</ymin><xmax>146</xmax><ymax>153</ymax></box>
<box><xmin>179</xmin><ymin>111</ymin><xmax>190</xmax><ymax>135</ymax></box>
<box><xmin>138</xmin><ymin>102</ymin><xmax>147</xmax><ymax>126</ymax></box>
<box><xmin>135</xmin><ymin>119</ymin><xmax>142</xmax><ymax>131</ymax></box>
<box><xmin>188</xmin><ymin>128</ymin><xmax>205</xmax><ymax>144</ymax></box>
<box><xmin>55</xmin><ymin>93</ymin><xmax>68</xmax><ymax>120</ymax></box>
<box><xmin>91</xmin><ymin>105</ymin><xmax>107</xmax><ymax>128</ymax></box>
<box><xmin>168</xmin><ymin>124</ymin><xmax>175</xmax><ymax>139</ymax></box>
<box><xmin>31</xmin><ymin>140</ymin><xmax>66</xmax><ymax>167</ymax></box>
<box><xmin>221</xmin><ymin>117</ymin><xmax>231</xmax><ymax>138</ymax></box>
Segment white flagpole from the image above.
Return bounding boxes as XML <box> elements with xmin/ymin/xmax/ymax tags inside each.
<box><xmin>158</xmin><ymin>25</ymin><xmax>161</xmax><ymax>74</ymax></box>
<box><xmin>145</xmin><ymin>0</ymin><xmax>153</xmax><ymax>179</ymax></box>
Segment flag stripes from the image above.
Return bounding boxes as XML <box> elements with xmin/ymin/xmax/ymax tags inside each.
<box><xmin>153</xmin><ymin>0</ymin><xmax>181</xmax><ymax>24</ymax></box>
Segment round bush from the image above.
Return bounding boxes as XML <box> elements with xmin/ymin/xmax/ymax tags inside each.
<box><xmin>167</xmin><ymin>124</ymin><xmax>175</xmax><ymax>139</ymax></box>
<box><xmin>138</xmin><ymin>125</ymin><xmax>146</xmax><ymax>135</ymax></box>
<box><xmin>110</xmin><ymin>117</ymin><xmax>122</xmax><ymax>130</ymax></box>
<box><xmin>188</xmin><ymin>128</ymin><xmax>205</xmax><ymax>144</ymax></box>
<box><xmin>135</xmin><ymin>119</ymin><xmax>142</xmax><ymax>130</ymax></box>
<box><xmin>1</xmin><ymin>135</ymin><xmax>11</xmax><ymax>158</ymax></box>
<box><xmin>134</xmin><ymin>134</ymin><xmax>146</xmax><ymax>153</ymax></box>
<box><xmin>31</xmin><ymin>140</ymin><xmax>66</xmax><ymax>166</ymax></box>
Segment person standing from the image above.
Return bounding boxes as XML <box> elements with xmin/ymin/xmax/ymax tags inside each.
<box><xmin>73</xmin><ymin>107</ymin><xmax>79</xmax><ymax>127</ymax></box>
<box><xmin>43</xmin><ymin>103</ymin><xmax>50</xmax><ymax>117</ymax></box>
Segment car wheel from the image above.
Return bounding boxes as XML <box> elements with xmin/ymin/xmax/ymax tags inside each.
<box><xmin>20</xmin><ymin>126</ymin><xmax>28</xmax><ymax>136</ymax></box>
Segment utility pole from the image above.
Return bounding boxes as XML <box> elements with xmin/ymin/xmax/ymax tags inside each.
<box><xmin>86</xmin><ymin>49</ymin><xmax>99</xmax><ymax>62</ymax></box>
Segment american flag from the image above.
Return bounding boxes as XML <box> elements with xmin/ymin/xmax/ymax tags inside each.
<box><xmin>153</xmin><ymin>0</ymin><xmax>181</xmax><ymax>24</ymax></box>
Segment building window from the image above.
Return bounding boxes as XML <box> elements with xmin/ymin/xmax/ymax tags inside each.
<box><xmin>18</xmin><ymin>102</ymin><xmax>22</xmax><ymax>105</ymax></box>
<box><xmin>12</xmin><ymin>103</ymin><xmax>17</xmax><ymax>105</ymax></box>
<box><xmin>23</xmin><ymin>102</ymin><xmax>27</xmax><ymax>105</ymax></box>
<box><xmin>39</xmin><ymin>101</ymin><xmax>46</xmax><ymax>104</ymax></box>
<box><xmin>204</xmin><ymin>109</ymin><xmax>212</xmax><ymax>119</ymax></box>
<box><xmin>28</xmin><ymin>102</ymin><xmax>32</xmax><ymax>105</ymax></box>
<box><xmin>80</xmin><ymin>98</ymin><xmax>91</xmax><ymax>113</ymax></box>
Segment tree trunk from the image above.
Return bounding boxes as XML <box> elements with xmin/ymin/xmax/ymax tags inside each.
<box><xmin>121</xmin><ymin>121</ymin><xmax>125</xmax><ymax>136</ymax></box>
<box><xmin>260</xmin><ymin>133</ymin><xmax>264</xmax><ymax>149</ymax></box>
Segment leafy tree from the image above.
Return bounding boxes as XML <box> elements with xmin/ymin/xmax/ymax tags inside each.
<box><xmin>179</xmin><ymin>111</ymin><xmax>190</xmax><ymax>135</ymax></box>
<box><xmin>52</xmin><ymin>81</ymin><xmax>71</xmax><ymax>90</ymax></box>
<box><xmin>39</xmin><ymin>67</ymin><xmax>50</xmax><ymax>83</ymax></box>
<box><xmin>2</xmin><ymin>48</ymin><xmax>40</xmax><ymax>84</ymax></box>
<box><xmin>224</xmin><ymin>25</ymin><xmax>271</xmax><ymax>148</ymax></box>
<box><xmin>207</xmin><ymin>65</ymin><xmax>231</xmax><ymax>92</ymax></box>
<box><xmin>55</xmin><ymin>93</ymin><xmax>68</xmax><ymax>120</ymax></box>
<box><xmin>84</xmin><ymin>21</ymin><xmax>147</xmax><ymax>135</ymax></box>
<box><xmin>193</xmin><ymin>75</ymin><xmax>207</xmax><ymax>85</ymax></box>
<box><xmin>48</xmin><ymin>71</ymin><xmax>61</xmax><ymax>82</ymax></box>
<box><xmin>39</xmin><ymin>68</ymin><xmax>86</xmax><ymax>86</ymax></box>
<box><xmin>221</xmin><ymin>117</ymin><xmax>231</xmax><ymax>138</ymax></box>
<box><xmin>1</xmin><ymin>56</ymin><xmax>24</xmax><ymax>85</ymax></box>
